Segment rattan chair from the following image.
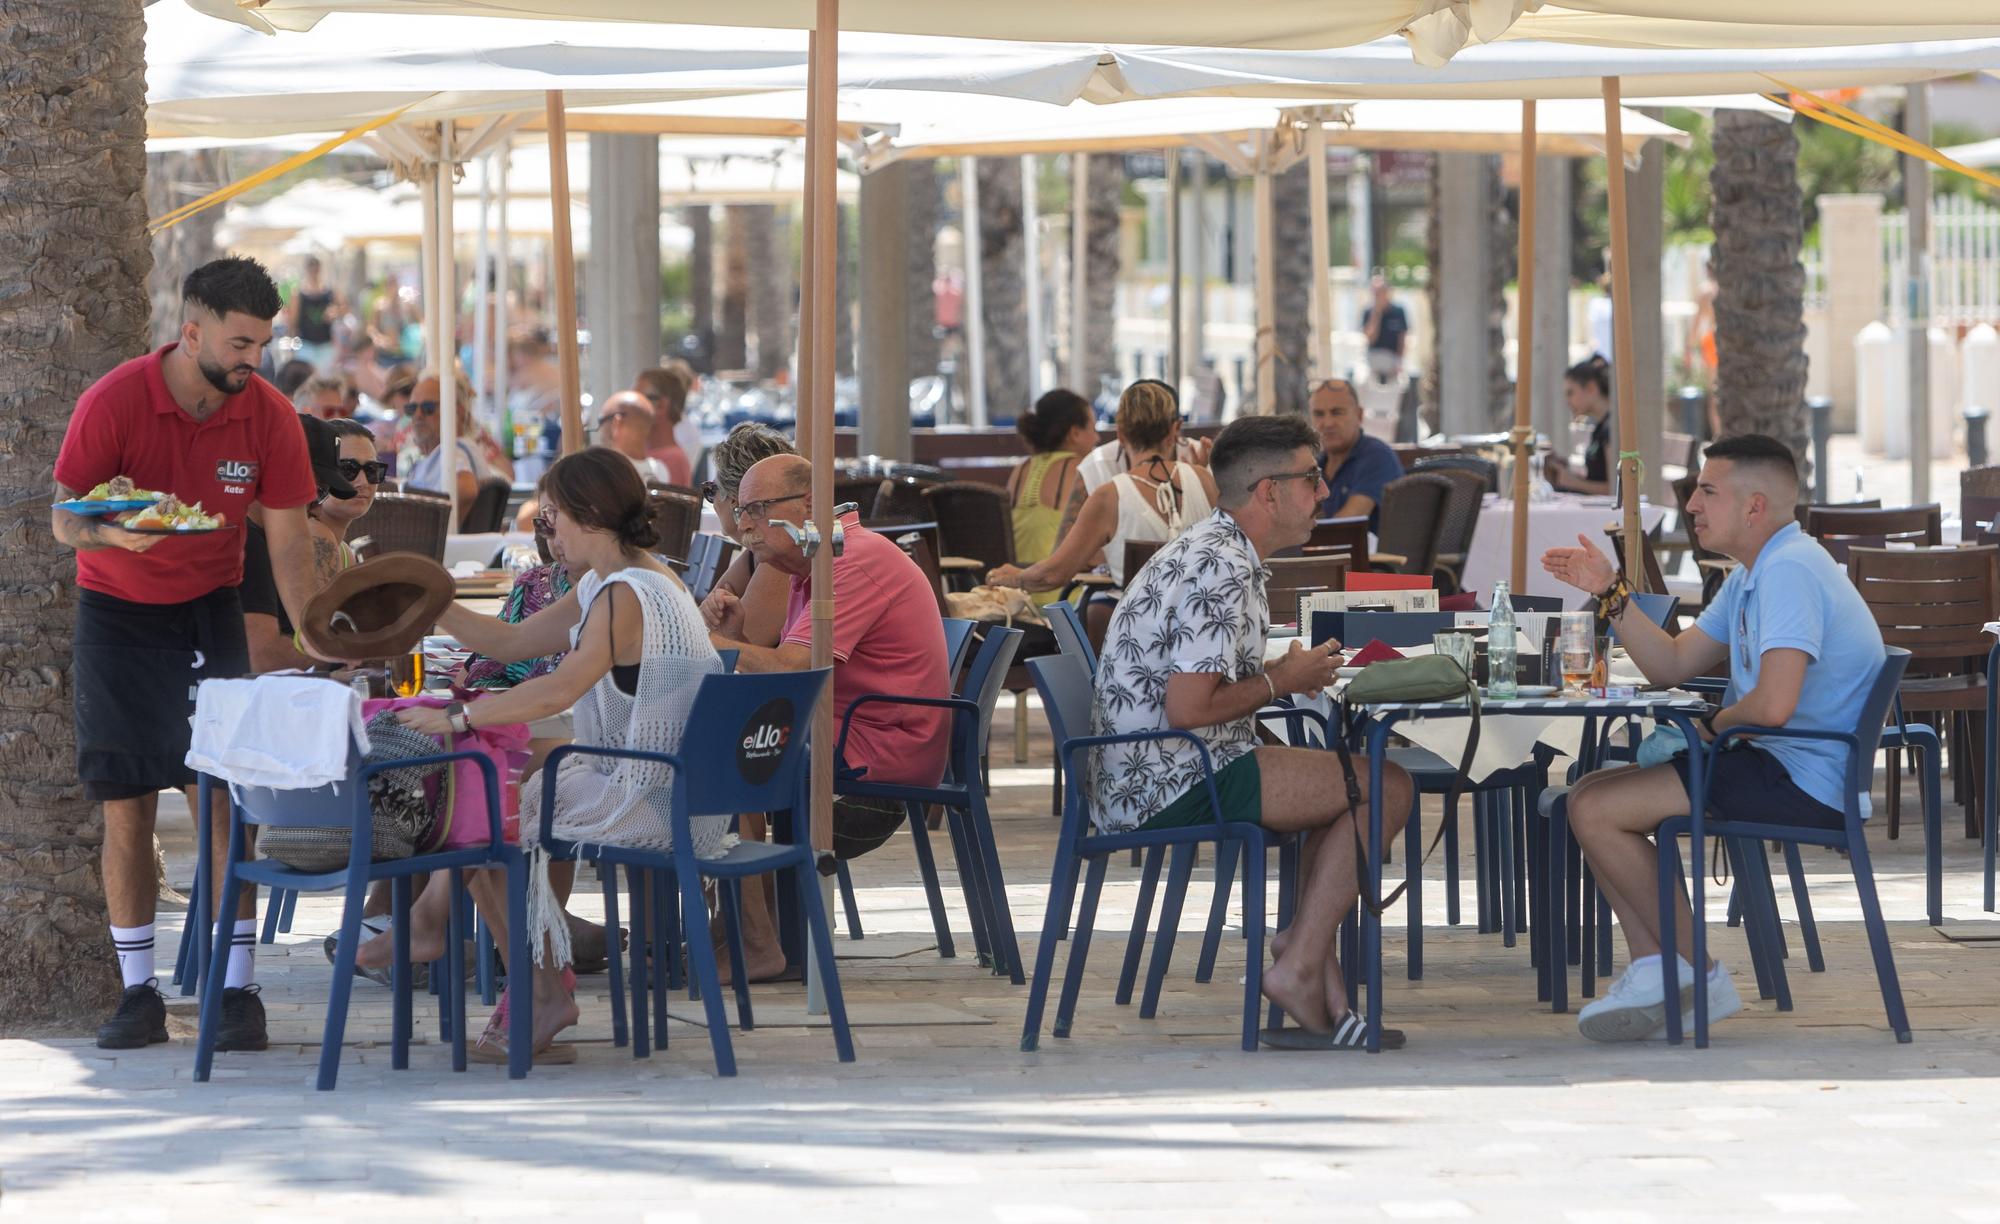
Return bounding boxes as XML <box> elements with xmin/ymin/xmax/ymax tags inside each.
<box><xmin>1411</xmin><ymin>453</ymin><xmax>1499</xmax><ymax>494</ymax></box>
<box><xmin>1375</xmin><ymin>472</ymin><xmax>1452</xmax><ymax>578</ymax></box>
<box><xmin>1805</xmin><ymin>504</ymin><xmax>1942</xmax><ymax>563</ymax></box>
<box><xmin>461</xmin><ymin>476</ymin><xmax>512</xmax><ymax>534</ymax></box>
<box><xmin>647</xmin><ymin>489</ymin><xmax>703</xmax><ymax>564</ymax></box>
<box><xmin>925</xmin><ymin>481</ymin><xmax>1016</xmax><ymax>577</ymax></box>
<box><xmin>356</xmin><ymin>492</ymin><xmax>451</xmax><ymax>562</ymax></box>
<box><xmin>1424</xmin><ymin>466</ymin><xmax>1487</xmax><ymax>594</ymax></box>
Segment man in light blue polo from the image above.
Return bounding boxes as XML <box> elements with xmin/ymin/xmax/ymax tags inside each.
<box><xmin>1541</xmin><ymin>434</ymin><xmax>1884</xmax><ymax>1041</ymax></box>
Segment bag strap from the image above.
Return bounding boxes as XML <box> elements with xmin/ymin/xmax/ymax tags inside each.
<box><xmin>1329</xmin><ymin>678</ymin><xmax>1481</xmax><ymax>917</ymax></box>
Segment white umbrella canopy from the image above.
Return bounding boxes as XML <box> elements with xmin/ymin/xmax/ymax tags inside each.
<box><xmin>867</xmin><ymin>93</ymin><xmax>1685</xmax><ymax>164</ymax></box>
<box><xmin>496</xmin><ymin>136</ymin><xmax>862</xmax><ymax>204</ymax></box>
<box><xmin>188</xmin><ymin>0</ymin><xmax>2000</xmax><ymax>65</ymax></box>
<box><xmin>149</xmin><ymin>2</ymin><xmax>1108</xmax><ymax>139</ymax></box>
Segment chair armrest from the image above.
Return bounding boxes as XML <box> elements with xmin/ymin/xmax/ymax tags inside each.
<box><xmin>1256</xmin><ymin>703</ymin><xmax>1331</xmax><ymax>747</ymax></box>
<box><xmin>1369</xmin><ymin>551</ymin><xmax>1407</xmax><ymax>568</ymax></box>
<box><xmin>836</xmin><ymin>693</ymin><xmax>981</xmax><ymax>766</ymax></box>
<box><xmin>1058</xmin><ymin>728</ymin><xmax>1229</xmax><ymax>827</ymax></box>
<box><xmin>540</xmin><ymin>743</ymin><xmax>688</xmax><ymax>850</ymax></box>
<box><xmin>938</xmin><ymin>556</ymin><xmax>984</xmax><ymax>572</ymax></box>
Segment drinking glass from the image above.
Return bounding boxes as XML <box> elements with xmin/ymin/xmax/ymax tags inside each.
<box><xmin>1558</xmin><ymin>611</ymin><xmax>1594</xmax><ymax>696</ymax></box>
<box><xmin>391</xmin><ymin>649</ymin><xmax>425</xmax><ymax>698</ymax></box>
<box><xmin>1432</xmin><ymin>631</ymin><xmax>1477</xmax><ymax>683</ymax></box>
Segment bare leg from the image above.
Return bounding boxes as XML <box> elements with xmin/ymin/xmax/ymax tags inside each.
<box><xmin>102</xmin><ymin>793</ymin><xmax>161</xmax><ymax>928</ymax></box>
<box><xmin>1565</xmin><ymin>763</ymin><xmax>1711</xmax><ymax>971</ymax></box>
<box><xmin>467</xmin><ymin>868</ymin><xmax>578</xmax><ymax>1051</ymax></box>
<box><xmin>718</xmin><ymin>811</ymin><xmax>788</xmax><ymax>982</ymax></box>
<box><xmin>356</xmin><ymin>871</ymin><xmax>454</xmax><ymax>968</ymax></box>
<box><xmin>1251</xmin><ymin>746</ymin><xmax>1412</xmax><ymax>1031</ymax></box>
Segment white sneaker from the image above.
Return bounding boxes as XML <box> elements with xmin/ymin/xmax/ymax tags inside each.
<box><xmin>1577</xmin><ymin>954</ymin><xmax>1698</xmax><ymax>1043</ymax></box>
<box><xmin>1652</xmin><ymin>962</ymin><xmax>1744</xmax><ymax>1040</ymax></box>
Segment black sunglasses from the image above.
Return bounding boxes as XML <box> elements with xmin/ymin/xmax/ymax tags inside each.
<box><xmin>699</xmin><ymin>480</ymin><xmax>719</xmax><ymax>504</ymax></box>
<box><xmin>410</xmin><ymin>400</ymin><xmax>440</xmax><ymax>416</ymax></box>
<box><xmin>337</xmin><ymin>458</ymin><xmax>388</xmax><ymax>484</ymax></box>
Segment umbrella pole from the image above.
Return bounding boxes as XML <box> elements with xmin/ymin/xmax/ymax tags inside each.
<box><xmin>1306</xmin><ymin>118</ymin><xmax>1333</xmax><ymax>384</ymax></box>
<box><xmin>961</xmin><ymin>155</ymin><xmax>987</xmax><ymax>427</ymax></box>
<box><xmin>1510</xmin><ymin>101</ymin><xmax>1537</xmax><ymax>593</ymax></box>
<box><xmin>495</xmin><ymin>137</ymin><xmax>511</xmax><ymax>443</ymax></box>
<box><xmin>437</xmin><ymin>122</ymin><xmax>460</xmax><ymax>529</ymax></box>
<box><xmin>421</xmin><ymin>170</ymin><xmax>440</xmax><ymax>377</ymax></box>
<box><xmin>1253</xmin><ymin>133</ymin><xmax>1276</xmax><ymax>415</ymax></box>
<box><xmin>544</xmin><ymin>90</ymin><xmax>583</xmax><ymax>456</ymax></box>
<box><xmin>1601</xmin><ymin>77</ymin><xmax>1645</xmax><ymax>591</ymax></box>
<box><xmin>806</xmin><ymin>0</ymin><xmax>840</xmax><ymax>864</ymax></box>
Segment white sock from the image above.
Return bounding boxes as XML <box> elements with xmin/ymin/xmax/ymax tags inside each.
<box><xmin>225</xmin><ymin>918</ymin><xmax>257</xmax><ymax>990</ymax></box>
<box><xmin>110</xmin><ymin>923</ymin><xmax>155</xmax><ymax>989</ymax></box>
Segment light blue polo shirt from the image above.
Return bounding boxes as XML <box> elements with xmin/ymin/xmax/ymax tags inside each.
<box><xmin>1693</xmin><ymin>521</ymin><xmax>1885</xmax><ymax>817</ymax></box>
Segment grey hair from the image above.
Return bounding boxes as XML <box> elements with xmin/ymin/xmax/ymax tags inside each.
<box><xmin>1210</xmin><ymin>414</ymin><xmax>1319</xmax><ymax>508</ymax></box>
<box><xmin>710</xmin><ymin>422</ymin><xmax>796</xmax><ymax>499</ymax></box>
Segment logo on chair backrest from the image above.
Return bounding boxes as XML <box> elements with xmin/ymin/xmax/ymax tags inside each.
<box><xmin>736</xmin><ymin>697</ymin><xmax>794</xmax><ymax>785</ymax></box>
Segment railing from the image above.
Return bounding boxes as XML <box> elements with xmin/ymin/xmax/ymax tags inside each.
<box><xmin>1881</xmin><ymin>195</ymin><xmax>2000</xmax><ymax>330</ymax></box>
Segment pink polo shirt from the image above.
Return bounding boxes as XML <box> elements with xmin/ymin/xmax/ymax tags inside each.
<box><xmin>782</xmin><ymin>517</ymin><xmax>950</xmax><ymax>787</ymax></box>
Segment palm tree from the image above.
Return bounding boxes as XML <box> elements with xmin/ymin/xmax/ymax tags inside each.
<box><xmin>976</xmin><ymin>157</ymin><xmax>1029</xmax><ymax>421</ymax></box>
<box><xmin>716</xmin><ymin>204</ymin><xmax>749</xmax><ymax>370</ymax></box>
<box><xmin>684</xmin><ymin>204</ymin><xmax>715</xmax><ymax>372</ymax></box>
<box><xmin>1083</xmin><ymin>153</ymin><xmax>1124</xmax><ymax>397</ymax></box>
<box><xmin>0</xmin><ymin>0</ymin><xmax>149</xmax><ymax>1031</ymax></box>
<box><xmin>744</xmin><ymin>204</ymin><xmax>790</xmax><ymax>380</ymax></box>
<box><xmin>905</xmin><ymin>164</ymin><xmax>940</xmax><ymax>382</ymax></box>
<box><xmin>1709</xmin><ymin>109</ymin><xmax>1810</xmax><ymax>475</ymax></box>
<box><xmin>1271</xmin><ymin>160</ymin><xmax>1312</xmax><ymax>415</ymax></box>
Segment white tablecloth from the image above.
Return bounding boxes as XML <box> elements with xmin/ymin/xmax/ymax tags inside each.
<box><xmin>1459</xmin><ymin>495</ymin><xmax>1667</xmax><ymax>609</ymax></box>
<box><xmin>443</xmin><ymin>506</ymin><xmax>724</xmax><ymax>570</ymax></box>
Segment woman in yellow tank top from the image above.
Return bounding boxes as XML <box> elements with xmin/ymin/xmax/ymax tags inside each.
<box><xmin>1005</xmin><ymin>389</ymin><xmax>1097</xmax><ymax>606</ymax></box>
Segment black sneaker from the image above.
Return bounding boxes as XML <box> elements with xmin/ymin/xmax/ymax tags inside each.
<box><xmin>215</xmin><ymin>984</ymin><xmax>269</xmax><ymax>1052</ymax></box>
<box><xmin>96</xmin><ymin>980</ymin><xmax>169</xmax><ymax>1049</ymax></box>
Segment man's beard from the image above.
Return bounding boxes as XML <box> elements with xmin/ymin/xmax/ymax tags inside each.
<box><xmin>197</xmin><ymin>353</ymin><xmax>255</xmax><ymax>394</ymax></box>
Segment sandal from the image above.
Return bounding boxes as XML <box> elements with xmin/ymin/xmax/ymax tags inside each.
<box><xmin>1259</xmin><ymin>1014</ymin><xmax>1407</xmax><ymax>1051</ymax></box>
<box><xmin>467</xmin><ymin>968</ymin><xmax>579</xmax><ymax>1065</ymax></box>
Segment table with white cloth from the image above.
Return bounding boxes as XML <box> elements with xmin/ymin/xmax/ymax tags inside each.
<box><xmin>442</xmin><ymin>506</ymin><xmax>725</xmax><ymax>571</ymax></box>
<box><xmin>1458</xmin><ymin>494</ymin><xmax>1666</xmax><ymax>607</ymax></box>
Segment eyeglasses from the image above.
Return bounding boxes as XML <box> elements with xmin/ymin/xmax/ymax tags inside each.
<box><xmin>1258</xmin><ymin>466</ymin><xmax>1325</xmax><ymax>491</ymax></box>
<box><xmin>409</xmin><ymin>400</ymin><xmax>439</xmax><ymax>416</ymax></box>
<box><xmin>699</xmin><ymin>480</ymin><xmax>719</xmax><ymax>504</ymax></box>
<box><xmin>533</xmin><ymin>506</ymin><xmax>558</xmax><ymax>535</ymax></box>
<box><xmin>594</xmin><ymin>409</ymin><xmax>635</xmax><ymax>431</ymax></box>
<box><xmin>336</xmin><ymin>458</ymin><xmax>388</xmax><ymax>484</ymax></box>
<box><xmin>732</xmin><ymin>493</ymin><xmax>807</xmax><ymax>526</ymax></box>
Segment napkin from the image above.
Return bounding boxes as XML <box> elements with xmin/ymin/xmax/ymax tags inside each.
<box><xmin>1347</xmin><ymin>639</ymin><xmax>1406</xmax><ymax>667</ymax></box>
<box><xmin>1439</xmin><ymin>592</ymin><xmax>1479</xmax><ymax>612</ymax></box>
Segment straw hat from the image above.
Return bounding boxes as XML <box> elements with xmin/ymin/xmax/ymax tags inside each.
<box><xmin>298</xmin><ymin>553</ymin><xmax>455</xmax><ymax>661</ymax></box>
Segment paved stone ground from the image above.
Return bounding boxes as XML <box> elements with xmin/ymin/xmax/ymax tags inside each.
<box><xmin>6</xmin><ymin>708</ymin><xmax>2000</xmax><ymax>1222</ymax></box>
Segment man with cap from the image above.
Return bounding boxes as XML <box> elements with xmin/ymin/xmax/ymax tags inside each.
<box><xmin>53</xmin><ymin>256</ymin><xmax>329</xmax><ymax>1053</ymax></box>
<box><xmin>240</xmin><ymin>414</ymin><xmax>365</xmax><ymax>673</ymax></box>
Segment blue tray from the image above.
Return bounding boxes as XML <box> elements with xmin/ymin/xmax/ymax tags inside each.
<box><xmin>54</xmin><ymin>498</ymin><xmax>161</xmax><ymax>516</ymax></box>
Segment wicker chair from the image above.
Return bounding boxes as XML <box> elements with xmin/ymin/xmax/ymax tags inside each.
<box><xmin>1411</xmin><ymin>453</ymin><xmax>1499</xmax><ymax>494</ymax></box>
<box><xmin>924</xmin><ymin>481</ymin><xmax>1017</xmax><ymax>575</ymax></box>
<box><xmin>835</xmin><ymin>476</ymin><xmax>891</xmax><ymax>520</ymax></box>
<box><xmin>355</xmin><ymin>492</ymin><xmax>451</xmax><ymax>562</ymax></box>
<box><xmin>1961</xmin><ymin>466</ymin><xmax>2000</xmax><ymax>537</ymax></box>
<box><xmin>647</xmin><ymin>488</ymin><xmax>703</xmax><ymax>564</ymax></box>
<box><xmin>1423</xmin><ymin>466</ymin><xmax>1487</xmax><ymax>594</ymax></box>
<box><xmin>460</xmin><ymin>475</ymin><xmax>512</xmax><ymax>534</ymax></box>
<box><xmin>1299</xmin><ymin>516</ymin><xmax>1370</xmax><ymax>575</ymax></box>
<box><xmin>1375</xmin><ymin>472</ymin><xmax>1452</xmax><ymax>578</ymax></box>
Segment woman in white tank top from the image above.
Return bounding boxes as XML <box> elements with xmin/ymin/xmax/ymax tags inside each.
<box><xmin>989</xmin><ymin>380</ymin><xmax>1219</xmax><ymax>594</ymax></box>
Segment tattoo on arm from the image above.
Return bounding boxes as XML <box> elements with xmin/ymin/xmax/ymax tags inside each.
<box><xmin>50</xmin><ymin>483</ymin><xmax>107</xmax><ymax>551</ymax></box>
<box><xmin>311</xmin><ymin>534</ymin><xmax>341</xmax><ymax>583</ymax></box>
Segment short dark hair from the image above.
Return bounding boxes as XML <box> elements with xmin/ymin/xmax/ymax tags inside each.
<box><xmin>325</xmin><ymin>418</ymin><xmax>374</xmax><ymax>443</ymax></box>
<box><xmin>545</xmin><ymin>447</ymin><xmax>660</xmax><ymax>553</ymax></box>
<box><xmin>1017</xmin><ymin>388</ymin><xmax>1093</xmax><ymax>452</ymax></box>
<box><xmin>182</xmin><ymin>256</ymin><xmax>281</xmax><ymax>321</ymax></box>
<box><xmin>1211</xmin><ymin>414</ymin><xmax>1319</xmax><ymax>508</ymax></box>
<box><xmin>1704</xmin><ymin>433</ymin><xmax>1799</xmax><ymax>491</ymax></box>
<box><xmin>1565</xmin><ymin>355</ymin><xmax>1610</xmax><ymax>397</ymax></box>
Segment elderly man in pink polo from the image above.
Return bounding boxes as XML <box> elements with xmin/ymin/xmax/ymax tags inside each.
<box><xmin>704</xmin><ymin>452</ymin><xmax>950</xmax><ymax>978</ymax></box>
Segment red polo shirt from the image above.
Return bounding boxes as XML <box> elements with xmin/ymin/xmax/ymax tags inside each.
<box><xmin>54</xmin><ymin>345</ymin><xmax>316</xmax><ymax>606</ymax></box>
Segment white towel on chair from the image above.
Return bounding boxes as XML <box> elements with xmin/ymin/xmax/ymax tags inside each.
<box><xmin>186</xmin><ymin>675</ymin><xmax>370</xmax><ymax>790</ymax></box>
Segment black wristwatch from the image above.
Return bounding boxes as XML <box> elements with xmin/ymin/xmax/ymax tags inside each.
<box><xmin>1698</xmin><ymin>706</ymin><xmax>1719</xmax><ymax>737</ymax></box>
<box><xmin>445</xmin><ymin>701</ymin><xmax>471</xmax><ymax>734</ymax></box>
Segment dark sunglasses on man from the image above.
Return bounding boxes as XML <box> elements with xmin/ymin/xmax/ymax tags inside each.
<box><xmin>409</xmin><ymin>400</ymin><xmax>440</xmax><ymax>416</ymax></box>
<box><xmin>336</xmin><ymin>458</ymin><xmax>389</xmax><ymax>484</ymax></box>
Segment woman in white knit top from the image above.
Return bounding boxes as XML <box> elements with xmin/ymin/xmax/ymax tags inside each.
<box><xmin>401</xmin><ymin>447</ymin><xmax>720</xmax><ymax>1063</ymax></box>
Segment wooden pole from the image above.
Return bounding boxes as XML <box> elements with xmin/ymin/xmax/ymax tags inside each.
<box><xmin>1601</xmin><ymin>78</ymin><xmax>1645</xmax><ymax>590</ymax></box>
<box><xmin>544</xmin><ymin>91</ymin><xmax>584</xmax><ymax>455</ymax></box>
<box><xmin>1510</xmin><ymin>101</ymin><xmax>1537</xmax><ymax>592</ymax></box>
<box><xmin>436</xmin><ymin>123</ymin><xmax>459</xmax><ymax>528</ymax></box>
<box><xmin>807</xmin><ymin>1</ymin><xmax>839</xmax><ymax>860</ymax></box>
<box><xmin>961</xmin><ymin>155</ymin><xmax>987</xmax><ymax>427</ymax></box>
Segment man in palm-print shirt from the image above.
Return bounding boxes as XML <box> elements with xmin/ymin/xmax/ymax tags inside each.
<box><xmin>1089</xmin><ymin>415</ymin><xmax>1414</xmax><ymax>1050</ymax></box>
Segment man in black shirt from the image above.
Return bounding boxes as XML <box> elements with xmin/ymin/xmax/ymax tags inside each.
<box><xmin>1361</xmin><ymin>273</ymin><xmax>1408</xmax><ymax>382</ymax></box>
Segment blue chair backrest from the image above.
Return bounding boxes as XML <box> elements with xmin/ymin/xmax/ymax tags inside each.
<box><xmin>1046</xmin><ymin>600</ymin><xmax>1096</xmax><ymax>673</ymax></box>
<box><xmin>963</xmin><ymin>626</ymin><xmax>1024</xmax><ymax>759</ymax></box>
<box><xmin>942</xmin><ymin>617</ymin><xmax>977</xmax><ymax>678</ymax></box>
<box><xmin>1026</xmin><ymin>653</ymin><xmax>1093</xmax><ymax>770</ymax></box>
<box><xmin>674</xmin><ymin>669</ymin><xmax>832</xmax><ymax>817</ymax></box>
<box><xmin>716</xmin><ymin>648</ymin><xmax>740</xmax><ymax>674</ymax></box>
<box><xmin>1851</xmin><ymin>647</ymin><xmax>1912</xmax><ymax>774</ymax></box>
<box><xmin>1511</xmin><ymin>594</ymin><xmax>1564</xmax><ymax>614</ymax></box>
<box><xmin>1311</xmin><ymin>610</ymin><xmax>1460</xmax><ymax>649</ymax></box>
<box><xmin>1610</xmin><ymin>591</ymin><xmax>1680</xmax><ymax>643</ymax></box>
<box><xmin>228</xmin><ymin>748</ymin><xmax>368</xmax><ymax>829</ymax></box>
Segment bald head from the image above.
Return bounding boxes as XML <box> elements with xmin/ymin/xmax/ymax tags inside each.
<box><xmin>739</xmin><ymin>453</ymin><xmax>812</xmax><ymax>504</ymax></box>
<box><xmin>595</xmin><ymin>390</ymin><xmax>655</xmax><ymax>460</ymax></box>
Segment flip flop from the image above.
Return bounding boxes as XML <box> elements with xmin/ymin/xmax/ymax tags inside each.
<box><xmin>466</xmin><ymin>974</ymin><xmax>580</xmax><ymax>1065</ymax></box>
<box><xmin>1260</xmin><ymin>1014</ymin><xmax>1407</xmax><ymax>1051</ymax></box>
<box><xmin>322</xmin><ymin>916</ymin><xmax>392</xmax><ymax>965</ymax></box>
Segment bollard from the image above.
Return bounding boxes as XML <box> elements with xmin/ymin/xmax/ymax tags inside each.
<box><xmin>1677</xmin><ymin>386</ymin><xmax>1708</xmax><ymax>439</ymax></box>
<box><xmin>1808</xmin><ymin>396</ymin><xmax>1833</xmax><ymax>502</ymax></box>
<box><xmin>1967</xmin><ymin>405</ymin><xmax>1991</xmax><ymax>469</ymax></box>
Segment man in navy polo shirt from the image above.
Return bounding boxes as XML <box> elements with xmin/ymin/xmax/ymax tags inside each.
<box><xmin>1542</xmin><ymin>434</ymin><xmax>1885</xmax><ymax>1043</ymax></box>
<box><xmin>53</xmin><ymin>257</ymin><xmax>324</xmax><ymax>1053</ymax></box>
<box><xmin>1311</xmin><ymin>378</ymin><xmax>1402</xmax><ymax>532</ymax></box>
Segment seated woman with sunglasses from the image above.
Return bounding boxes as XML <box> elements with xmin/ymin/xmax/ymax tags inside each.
<box><xmin>242</xmin><ymin>417</ymin><xmax>381</xmax><ymax>672</ymax></box>
<box><xmin>394</xmin><ymin>447</ymin><xmax>723</xmax><ymax>1063</ymax></box>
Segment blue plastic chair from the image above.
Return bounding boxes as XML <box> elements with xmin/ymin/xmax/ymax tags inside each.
<box><xmin>1023</xmin><ymin>652</ymin><xmax>1277</xmax><ymax>1051</ymax></box>
<box><xmin>540</xmin><ymin>668</ymin><xmax>852</xmax><ymax>1076</ymax></box>
<box><xmin>1655</xmin><ymin>646</ymin><xmax>1913</xmax><ymax>1046</ymax></box>
<box><xmin>195</xmin><ymin>747</ymin><xmax>531</xmax><ymax>1089</ymax></box>
<box><xmin>834</xmin><ymin>627</ymin><xmax>1025</xmax><ymax>982</ymax></box>
<box><xmin>1045</xmin><ymin>600</ymin><xmax>1096</xmax><ymax>674</ymax></box>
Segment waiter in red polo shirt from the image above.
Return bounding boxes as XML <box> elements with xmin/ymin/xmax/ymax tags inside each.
<box><xmin>52</xmin><ymin>257</ymin><xmax>326</xmax><ymax>1054</ymax></box>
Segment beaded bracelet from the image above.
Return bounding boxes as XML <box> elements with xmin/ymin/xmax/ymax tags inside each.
<box><xmin>1595</xmin><ymin>576</ymin><xmax>1632</xmax><ymax>622</ymax></box>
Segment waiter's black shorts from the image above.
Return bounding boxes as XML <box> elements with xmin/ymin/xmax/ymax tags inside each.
<box><xmin>73</xmin><ymin>586</ymin><xmax>248</xmax><ymax>803</ymax></box>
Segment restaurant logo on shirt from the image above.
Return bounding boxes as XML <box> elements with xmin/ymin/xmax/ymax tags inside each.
<box><xmin>216</xmin><ymin>458</ymin><xmax>258</xmax><ymax>494</ymax></box>
<box><xmin>736</xmin><ymin>697</ymin><xmax>794</xmax><ymax>785</ymax></box>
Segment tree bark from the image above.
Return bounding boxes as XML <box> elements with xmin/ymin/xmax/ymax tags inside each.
<box><xmin>744</xmin><ymin>204</ymin><xmax>789</xmax><ymax>380</ymax></box>
<box><xmin>1486</xmin><ymin>157</ymin><xmax>1518</xmax><ymax>432</ymax></box>
<box><xmin>684</xmin><ymin>204</ymin><xmax>714</xmax><ymax>373</ymax></box>
<box><xmin>0</xmin><ymin>0</ymin><xmax>151</xmax><ymax>1032</ymax></box>
<box><xmin>1083</xmin><ymin>153</ymin><xmax>1124</xmax><ymax>398</ymax></box>
<box><xmin>145</xmin><ymin>150</ymin><xmax>222</xmax><ymax>349</ymax></box>
<box><xmin>1271</xmin><ymin>159</ymin><xmax>1312</xmax><ymax>416</ymax></box>
<box><xmin>835</xmin><ymin>201</ymin><xmax>854</xmax><ymax>378</ymax></box>
<box><xmin>906</xmin><ymin>165</ymin><xmax>940</xmax><ymax>382</ymax></box>
<box><xmin>1709</xmin><ymin>109</ymin><xmax>1811</xmax><ymax>477</ymax></box>
<box><xmin>977</xmin><ymin>157</ymin><xmax>1029</xmax><ymax>421</ymax></box>
<box><xmin>716</xmin><ymin>204</ymin><xmax>749</xmax><ymax>372</ymax></box>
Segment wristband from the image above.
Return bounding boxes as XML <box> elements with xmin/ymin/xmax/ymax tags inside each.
<box><xmin>1595</xmin><ymin>576</ymin><xmax>1632</xmax><ymax>623</ymax></box>
<box><xmin>1262</xmin><ymin>671</ymin><xmax>1278</xmax><ymax>704</ymax></box>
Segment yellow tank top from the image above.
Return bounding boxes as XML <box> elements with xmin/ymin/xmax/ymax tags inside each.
<box><xmin>1011</xmin><ymin>451</ymin><xmax>1070</xmax><ymax>607</ymax></box>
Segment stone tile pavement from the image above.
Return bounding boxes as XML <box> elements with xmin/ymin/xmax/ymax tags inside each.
<box><xmin>6</xmin><ymin>712</ymin><xmax>2000</xmax><ymax>1221</ymax></box>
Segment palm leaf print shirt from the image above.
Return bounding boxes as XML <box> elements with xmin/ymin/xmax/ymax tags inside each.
<box><xmin>1088</xmin><ymin>509</ymin><xmax>1269</xmax><ymax>832</ymax></box>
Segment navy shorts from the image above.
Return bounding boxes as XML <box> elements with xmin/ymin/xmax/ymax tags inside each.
<box><xmin>1668</xmin><ymin>744</ymin><xmax>1845</xmax><ymax>830</ymax></box>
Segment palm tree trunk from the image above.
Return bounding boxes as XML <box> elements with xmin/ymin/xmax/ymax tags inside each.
<box><xmin>1709</xmin><ymin>108</ymin><xmax>1811</xmax><ymax>475</ymax></box>
<box><xmin>716</xmin><ymin>204</ymin><xmax>749</xmax><ymax>371</ymax></box>
<box><xmin>0</xmin><ymin>0</ymin><xmax>150</xmax><ymax>1031</ymax></box>
<box><xmin>684</xmin><ymin>204</ymin><xmax>714</xmax><ymax>373</ymax></box>
<box><xmin>745</xmin><ymin>204</ymin><xmax>789</xmax><ymax>380</ymax></box>
<box><xmin>835</xmin><ymin>201</ymin><xmax>855</xmax><ymax>378</ymax></box>
<box><xmin>906</xmin><ymin>165</ymin><xmax>940</xmax><ymax>381</ymax></box>
<box><xmin>1487</xmin><ymin>157</ymin><xmax>1518</xmax><ymax>432</ymax></box>
<box><xmin>1272</xmin><ymin>160</ymin><xmax>1312</xmax><ymax>416</ymax></box>
<box><xmin>1083</xmin><ymin>153</ymin><xmax>1124</xmax><ymax>398</ymax></box>
<box><xmin>977</xmin><ymin>157</ymin><xmax>1029</xmax><ymax>421</ymax></box>
<box><xmin>146</xmin><ymin>150</ymin><xmax>222</xmax><ymax>349</ymax></box>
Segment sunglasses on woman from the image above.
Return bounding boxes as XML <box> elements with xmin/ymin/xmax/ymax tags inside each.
<box><xmin>336</xmin><ymin>458</ymin><xmax>388</xmax><ymax>484</ymax></box>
